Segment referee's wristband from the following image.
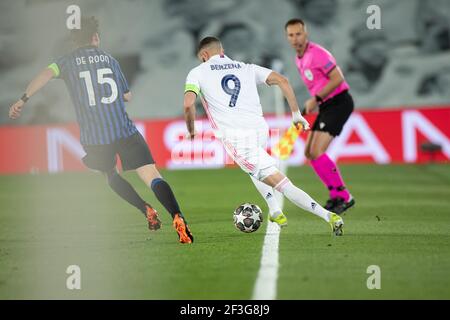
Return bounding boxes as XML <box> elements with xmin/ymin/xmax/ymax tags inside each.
<box><xmin>20</xmin><ymin>93</ymin><xmax>29</xmax><ymax>103</ymax></box>
<box><xmin>315</xmin><ymin>95</ymin><xmax>323</xmax><ymax>104</ymax></box>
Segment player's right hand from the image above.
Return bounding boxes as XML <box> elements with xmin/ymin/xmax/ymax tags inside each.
<box><xmin>9</xmin><ymin>100</ymin><xmax>24</xmax><ymax>120</ymax></box>
<box><xmin>294</xmin><ymin>119</ymin><xmax>310</xmax><ymax>132</ymax></box>
<box><xmin>292</xmin><ymin>111</ymin><xmax>310</xmax><ymax>132</ymax></box>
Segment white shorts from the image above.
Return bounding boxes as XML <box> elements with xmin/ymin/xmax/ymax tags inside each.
<box><xmin>220</xmin><ymin>128</ymin><xmax>278</xmax><ymax>181</ymax></box>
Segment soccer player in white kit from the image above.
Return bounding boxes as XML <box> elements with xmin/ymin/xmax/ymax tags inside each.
<box><xmin>183</xmin><ymin>37</ymin><xmax>344</xmax><ymax>235</ymax></box>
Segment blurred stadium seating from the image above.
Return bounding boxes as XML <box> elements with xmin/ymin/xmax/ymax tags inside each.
<box><xmin>1</xmin><ymin>0</ymin><xmax>450</xmax><ymax>125</ymax></box>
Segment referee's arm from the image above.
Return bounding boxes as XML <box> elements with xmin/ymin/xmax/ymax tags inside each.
<box><xmin>316</xmin><ymin>67</ymin><xmax>344</xmax><ymax>101</ymax></box>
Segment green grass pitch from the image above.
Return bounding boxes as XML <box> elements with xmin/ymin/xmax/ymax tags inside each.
<box><xmin>0</xmin><ymin>164</ymin><xmax>449</xmax><ymax>299</ymax></box>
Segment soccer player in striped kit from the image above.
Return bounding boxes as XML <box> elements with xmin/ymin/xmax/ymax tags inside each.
<box><xmin>285</xmin><ymin>18</ymin><xmax>355</xmax><ymax>214</ymax></box>
<box><xmin>8</xmin><ymin>16</ymin><xmax>193</xmax><ymax>244</ymax></box>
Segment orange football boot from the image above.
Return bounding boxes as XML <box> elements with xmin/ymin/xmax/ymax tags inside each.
<box><xmin>172</xmin><ymin>214</ymin><xmax>194</xmax><ymax>244</ymax></box>
<box><xmin>146</xmin><ymin>205</ymin><xmax>161</xmax><ymax>231</ymax></box>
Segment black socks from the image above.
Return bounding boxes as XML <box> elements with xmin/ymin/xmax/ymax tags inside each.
<box><xmin>151</xmin><ymin>178</ymin><xmax>180</xmax><ymax>219</ymax></box>
<box><xmin>107</xmin><ymin>171</ymin><xmax>147</xmax><ymax>215</ymax></box>
<box><xmin>106</xmin><ymin>172</ymin><xmax>181</xmax><ymax>220</ymax></box>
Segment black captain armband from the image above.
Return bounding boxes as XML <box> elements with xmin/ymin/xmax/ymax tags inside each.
<box><xmin>20</xmin><ymin>93</ymin><xmax>30</xmax><ymax>103</ymax></box>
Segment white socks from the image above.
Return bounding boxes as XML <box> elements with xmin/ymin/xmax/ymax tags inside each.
<box><xmin>274</xmin><ymin>177</ymin><xmax>330</xmax><ymax>222</ymax></box>
<box><xmin>250</xmin><ymin>176</ymin><xmax>282</xmax><ymax>219</ymax></box>
<box><xmin>251</xmin><ymin>175</ymin><xmax>331</xmax><ymax>222</ymax></box>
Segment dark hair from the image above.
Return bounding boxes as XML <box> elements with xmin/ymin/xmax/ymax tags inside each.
<box><xmin>285</xmin><ymin>18</ymin><xmax>306</xmax><ymax>29</ymax></box>
<box><xmin>71</xmin><ymin>16</ymin><xmax>99</xmax><ymax>46</ymax></box>
<box><xmin>197</xmin><ymin>36</ymin><xmax>222</xmax><ymax>54</ymax></box>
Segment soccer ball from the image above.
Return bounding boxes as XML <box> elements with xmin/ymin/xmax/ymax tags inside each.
<box><xmin>233</xmin><ymin>203</ymin><xmax>263</xmax><ymax>233</ymax></box>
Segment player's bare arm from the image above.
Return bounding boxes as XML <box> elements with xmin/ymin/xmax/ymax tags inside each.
<box><xmin>183</xmin><ymin>91</ymin><xmax>197</xmax><ymax>139</ymax></box>
<box><xmin>266</xmin><ymin>71</ymin><xmax>300</xmax><ymax>112</ymax></box>
<box><xmin>304</xmin><ymin>68</ymin><xmax>344</xmax><ymax>115</ymax></box>
<box><xmin>266</xmin><ymin>71</ymin><xmax>310</xmax><ymax>130</ymax></box>
<box><xmin>9</xmin><ymin>67</ymin><xmax>55</xmax><ymax>120</ymax></box>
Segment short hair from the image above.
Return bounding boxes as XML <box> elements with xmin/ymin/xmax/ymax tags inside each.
<box><xmin>285</xmin><ymin>18</ymin><xmax>306</xmax><ymax>30</ymax></box>
<box><xmin>71</xmin><ymin>16</ymin><xmax>99</xmax><ymax>46</ymax></box>
<box><xmin>197</xmin><ymin>36</ymin><xmax>222</xmax><ymax>54</ymax></box>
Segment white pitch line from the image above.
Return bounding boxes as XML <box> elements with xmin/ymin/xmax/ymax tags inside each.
<box><xmin>252</xmin><ymin>160</ymin><xmax>287</xmax><ymax>300</ymax></box>
<box><xmin>252</xmin><ymin>221</ymin><xmax>281</xmax><ymax>300</ymax></box>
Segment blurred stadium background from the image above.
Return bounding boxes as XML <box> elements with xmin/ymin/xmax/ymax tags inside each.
<box><xmin>0</xmin><ymin>0</ymin><xmax>449</xmax><ymax>300</ymax></box>
<box><xmin>2</xmin><ymin>0</ymin><xmax>450</xmax><ymax>125</ymax></box>
<box><xmin>1</xmin><ymin>0</ymin><xmax>449</xmax><ymax>174</ymax></box>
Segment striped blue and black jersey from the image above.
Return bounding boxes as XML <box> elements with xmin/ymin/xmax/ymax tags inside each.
<box><xmin>49</xmin><ymin>46</ymin><xmax>138</xmax><ymax>146</ymax></box>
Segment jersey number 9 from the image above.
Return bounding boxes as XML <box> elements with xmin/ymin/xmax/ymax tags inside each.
<box><xmin>221</xmin><ymin>74</ymin><xmax>241</xmax><ymax>108</ymax></box>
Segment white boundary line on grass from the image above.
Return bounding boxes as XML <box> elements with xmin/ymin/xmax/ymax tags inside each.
<box><xmin>252</xmin><ymin>160</ymin><xmax>287</xmax><ymax>300</ymax></box>
<box><xmin>252</xmin><ymin>220</ymin><xmax>281</xmax><ymax>300</ymax></box>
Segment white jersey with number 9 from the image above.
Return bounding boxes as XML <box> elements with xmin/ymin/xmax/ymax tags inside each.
<box><xmin>185</xmin><ymin>54</ymin><xmax>273</xmax><ymax>132</ymax></box>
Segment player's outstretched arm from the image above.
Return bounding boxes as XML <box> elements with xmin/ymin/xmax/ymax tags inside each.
<box><xmin>266</xmin><ymin>71</ymin><xmax>300</xmax><ymax>113</ymax></box>
<box><xmin>266</xmin><ymin>71</ymin><xmax>310</xmax><ymax>130</ymax></box>
<box><xmin>183</xmin><ymin>91</ymin><xmax>197</xmax><ymax>139</ymax></box>
<box><xmin>9</xmin><ymin>67</ymin><xmax>55</xmax><ymax>120</ymax></box>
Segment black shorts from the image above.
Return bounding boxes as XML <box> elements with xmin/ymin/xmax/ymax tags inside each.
<box><xmin>312</xmin><ymin>91</ymin><xmax>354</xmax><ymax>137</ymax></box>
<box><xmin>82</xmin><ymin>132</ymin><xmax>155</xmax><ymax>173</ymax></box>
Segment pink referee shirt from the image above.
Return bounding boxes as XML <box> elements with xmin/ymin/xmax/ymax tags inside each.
<box><xmin>295</xmin><ymin>41</ymin><xmax>349</xmax><ymax>102</ymax></box>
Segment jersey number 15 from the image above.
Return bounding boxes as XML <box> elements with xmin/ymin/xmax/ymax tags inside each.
<box><xmin>79</xmin><ymin>68</ymin><xmax>118</xmax><ymax>107</ymax></box>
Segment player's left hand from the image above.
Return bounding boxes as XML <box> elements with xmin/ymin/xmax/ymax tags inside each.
<box><xmin>9</xmin><ymin>100</ymin><xmax>24</xmax><ymax>120</ymax></box>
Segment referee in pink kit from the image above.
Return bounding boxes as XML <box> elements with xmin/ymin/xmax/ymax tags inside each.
<box><xmin>285</xmin><ymin>18</ymin><xmax>355</xmax><ymax>214</ymax></box>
